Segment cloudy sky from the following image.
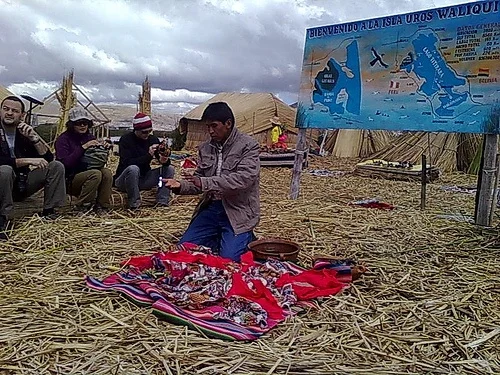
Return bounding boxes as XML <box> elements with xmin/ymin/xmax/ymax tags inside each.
<box><xmin>0</xmin><ymin>0</ymin><xmax>474</xmax><ymax>113</ymax></box>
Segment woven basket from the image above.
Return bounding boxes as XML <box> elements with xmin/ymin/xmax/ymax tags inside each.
<box><xmin>248</xmin><ymin>238</ymin><xmax>300</xmax><ymax>262</ymax></box>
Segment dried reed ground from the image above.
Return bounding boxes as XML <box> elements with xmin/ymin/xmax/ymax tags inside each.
<box><xmin>0</xmin><ymin>156</ymin><xmax>499</xmax><ymax>374</ymax></box>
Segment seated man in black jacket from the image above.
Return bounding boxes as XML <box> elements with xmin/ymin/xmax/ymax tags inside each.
<box><xmin>114</xmin><ymin>113</ymin><xmax>174</xmax><ymax>209</ymax></box>
<box><xmin>0</xmin><ymin>96</ymin><xmax>66</xmax><ymax>240</ymax></box>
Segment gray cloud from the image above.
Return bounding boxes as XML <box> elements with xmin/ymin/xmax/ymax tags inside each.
<box><xmin>0</xmin><ymin>0</ymin><xmax>474</xmax><ymax>108</ymax></box>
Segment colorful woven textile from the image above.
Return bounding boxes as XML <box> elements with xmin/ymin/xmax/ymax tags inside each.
<box><xmin>86</xmin><ymin>243</ymin><xmax>353</xmax><ymax>341</ymax></box>
<box><xmin>349</xmin><ymin>198</ymin><xmax>395</xmax><ymax>210</ymax></box>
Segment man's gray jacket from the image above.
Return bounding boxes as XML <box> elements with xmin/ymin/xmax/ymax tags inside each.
<box><xmin>178</xmin><ymin>127</ymin><xmax>260</xmax><ymax>234</ymax></box>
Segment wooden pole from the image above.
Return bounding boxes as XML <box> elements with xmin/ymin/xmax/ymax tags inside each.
<box><xmin>290</xmin><ymin>128</ymin><xmax>307</xmax><ymax>199</ymax></box>
<box><xmin>475</xmin><ymin>133</ymin><xmax>499</xmax><ymax>226</ymax></box>
<box><xmin>474</xmin><ymin>135</ymin><xmax>486</xmax><ymax>220</ymax></box>
<box><xmin>420</xmin><ymin>154</ymin><xmax>427</xmax><ymax>210</ymax></box>
<box><xmin>319</xmin><ymin>130</ymin><xmax>328</xmax><ymax>156</ymax></box>
<box><xmin>489</xmin><ymin>153</ymin><xmax>500</xmax><ymax>224</ymax></box>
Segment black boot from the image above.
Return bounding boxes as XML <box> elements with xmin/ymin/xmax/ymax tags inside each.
<box><xmin>41</xmin><ymin>208</ymin><xmax>61</xmax><ymax>221</ymax></box>
<box><xmin>0</xmin><ymin>215</ymin><xmax>8</xmax><ymax>241</ymax></box>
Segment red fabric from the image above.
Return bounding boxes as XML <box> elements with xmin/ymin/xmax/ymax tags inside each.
<box><xmin>275</xmin><ymin>269</ymin><xmax>345</xmax><ymax>300</ymax></box>
<box><xmin>271</xmin><ymin>141</ymin><xmax>288</xmax><ymax>149</ymax></box>
<box><xmin>239</xmin><ymin>251</ymin><xmax>256</xmax><ymax>272</ymax></box>
<box><xmin>120</xmin><ymin>244</ymin><xmax>349</xmax><ymax>327</ymax></box>
<box><xmin>122</xmin><ymin>255</ymin><xmax>154</xmax><ymax>269</ymax></box>
<box><xmin>227</xmin><ymin>273</ymin><xmax>284</xmax><ymax>320</ymax></box>
<box><xmin>278</xmin><ymin>133</ymin><xmax>288</xmax><ymax>143</ymax></box>
<box><xmin>122</xmin><ymin>243</ymin><xmax>235</xmax><ymax>270</ymax></box>
<box><xmin>161</xmin><ymin>250</ymin><xmax>233</xmax><ymax>269</ymax></box>
<box><xmin>350</xmin><ymin>201</ymin><xmax>394</xmax><ymax>210</ymax></box>
<box><xmin>181</xmin><ymin>158</ymin><xmax>197</xmax><ymax>169</ymax></box>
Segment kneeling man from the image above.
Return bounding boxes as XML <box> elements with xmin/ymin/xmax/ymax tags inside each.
<box><xmin>164</xmin><ymin>102</ymin><xmax>260</xmax><ymax>261</ymax></box>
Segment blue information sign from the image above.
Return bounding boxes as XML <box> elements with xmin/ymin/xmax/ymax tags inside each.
<box><xmin>297</xmin><ymin>1</ymin><xmax>500</xmax><ymax>133</ymax></box>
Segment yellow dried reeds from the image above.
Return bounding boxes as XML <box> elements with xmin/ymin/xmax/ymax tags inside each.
<box><xmin>371</xmin><ymin>132</ymin><xmax>483</xmax><ymax>173</ymax></box>
<box><xmin>0</xmin><ymin>156</ymin><xmax>498</xmax><ymax>374</ymax></box>
<box><xmin>325</xmin><ymin>129</ymin><xmax>393</xmax><ymax>158</ymax></box>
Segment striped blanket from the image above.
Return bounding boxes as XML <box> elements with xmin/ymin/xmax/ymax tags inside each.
<box><xmin>86</xmin><ymin>243</ymin><xmax>354</xmax><ymax>341</ymax></box>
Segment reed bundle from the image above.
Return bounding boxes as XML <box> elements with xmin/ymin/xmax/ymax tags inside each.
<box><xmin>371</xmin><ymin>132</ymin><xmax>483</xmax><ymax>173</ymax></box>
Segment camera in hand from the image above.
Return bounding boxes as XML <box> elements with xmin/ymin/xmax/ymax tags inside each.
<box><xmin>154</xmin><ymin>140</ymin><xmax>171</xmax><ymax>163</ymax></box>
<box><xmin>101</xmin><ymin>138</ymin><xmax>113</xmax><ymax>150</ymax></box>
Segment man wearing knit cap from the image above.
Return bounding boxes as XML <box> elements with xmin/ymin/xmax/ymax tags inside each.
<box><xmin>114</xmin><ymin>113</ymin><xmax>174</xmax><ymax>209</ymax></box>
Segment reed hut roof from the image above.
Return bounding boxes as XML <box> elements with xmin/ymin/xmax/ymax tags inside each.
<box><xmin>323</xmin><ymin>129</ymin><xmax>393</xmax><ymax>158</ymax></box>
<box><xmin>180</xmin><ymin>92</ymin><xmax>297</xmax><ymax>136</ymax></box>
<box><xmin>0</xmin><ymin>85</ymin><xmax>15</xmax><ymax>102</ymax></box>
<box><xmin>369</xmin><ymin>132</ymin><xmax>483</xmax><ymax>173</ymax></box>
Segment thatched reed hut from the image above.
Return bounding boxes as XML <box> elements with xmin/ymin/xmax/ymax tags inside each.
<box><xmin>179</xmin><ymin>92</ymin><xmax>311</xmax><ymax>149</ymax></box>
<box><xmin>322</xmin><ymin>129</ymin><xmax>393</xmax><ymax>158</ymax></box>
<box><xmin>369</xmin><ymin>132</ymin><xmax>483</xmax><ymax>173</ymax></box>
<box><xmin>0</xmin><ymin>85</ymin><xmax>15</xmax><ymax>101</ymax></box>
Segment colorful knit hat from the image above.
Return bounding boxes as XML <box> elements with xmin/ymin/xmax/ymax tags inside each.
<box><xmin>132</xmin><ymin>113</ymin><xmax>152</xmax><ymax>130</ymax></box>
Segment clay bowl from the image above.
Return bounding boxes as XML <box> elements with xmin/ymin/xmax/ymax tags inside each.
<box><xmin>248</xmin><ymin>238</ymin><xmax>300</xmax><ymax>262</ymax></box>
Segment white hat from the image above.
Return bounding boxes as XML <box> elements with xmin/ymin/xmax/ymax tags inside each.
<box><xmin>68</xmin><ymin>107</ymin><xmax>92</xmax><ymax>123</ymax></box>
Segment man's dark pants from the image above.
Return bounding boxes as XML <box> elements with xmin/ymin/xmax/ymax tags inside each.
<box><xmin>180</xmin><ymin>200</ymin><xmax>254</xmax><ymax>261</ymax></box>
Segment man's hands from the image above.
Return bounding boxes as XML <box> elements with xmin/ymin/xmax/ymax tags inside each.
<box><xmin>30</xmin><ymin>158</ymin><xmax>49</xmax><ymax>169</ymax></box>
<box><xmin>162</xmin><ymin>177</ymin><xmax>201</xmax><ymax>189</ymax></box>
<box><xmin>149</xmin><ymin>144</ymin><xmax>159</xmax><ymax>157</ymax></box>
<box><xmin>15</xmin><ymin>158</ymin><xmax>49</xmax><ymax>169</ymax></box>
<box><xmin>82</xmin><ymin>139</ymin><xmax>100</xmax><ymax>150</ymax></box>
<box><xmin>162</xmin><ymin>179</ymin><xmax>181</xmax><ymax>189</ymax></box>
<box><xmin>18</xmin><ymin>123</ymin><xmax>40</xmax><ymax>143</ymax></box>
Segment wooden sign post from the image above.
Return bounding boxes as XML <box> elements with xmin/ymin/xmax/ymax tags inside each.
<box><xmin>475</xmin><ymin>132</ymin><xmax>499</xmax><ymax>227</ymax></box>
<box><xmin>290</xmin><ymin>128</ymin><xmax>307</xmax><ymax>200</ymax></box>
<box><xmin>420</xmin><ymin>154</ymin><xmax>427</xmax><ymax>210</ymax></box>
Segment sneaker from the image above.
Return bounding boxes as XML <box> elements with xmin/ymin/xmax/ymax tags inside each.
<box><xmin>0</xmin><ymin>215</ymin><xmax>8</xmax><ymax>241</ymax></box>
<box><xmin>41</xmin><ymin>208</ymin><xmax>62</xmax><ymax>221</ymax></box>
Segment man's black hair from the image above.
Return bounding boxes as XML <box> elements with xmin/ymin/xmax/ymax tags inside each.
<box><xmin>1</xmin><ymin>95</ymin><xmax>25</xmax><ymax>113</ymax></box>
<box><xmin>201</xmin><ymin>102</ymin><xmax>235</xmax><ymax>128</ymax></box>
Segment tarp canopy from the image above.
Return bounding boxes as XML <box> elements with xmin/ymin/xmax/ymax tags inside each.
<box><xmin>180</xmin><ymin>92</ymin><xmax>297</xmax><ymax>135</ymax></box>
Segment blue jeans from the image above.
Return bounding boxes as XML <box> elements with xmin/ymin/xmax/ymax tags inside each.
<box><xmin>180</xmin><ymin>200</ymin><xmax>254</xmax><ymax>262</ymax></box>
<box><xmin>115</xmin><ymin>165</ymin><xmax>175</xmax><ymax>208</ymax></box>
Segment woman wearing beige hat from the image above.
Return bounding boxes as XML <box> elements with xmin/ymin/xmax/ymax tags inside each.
<box><xmin>55</xmin><ymin>107</ymin><xmax>113</xmax><ymax>213</ymax></box>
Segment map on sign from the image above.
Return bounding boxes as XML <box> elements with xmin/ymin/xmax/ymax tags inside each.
<box><xmin>298</xmin><ymin>1</ymin><xmax>500</xmax><ymax>134</ymax></box>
